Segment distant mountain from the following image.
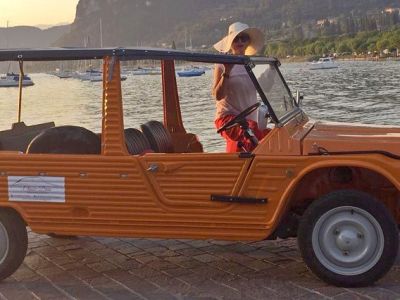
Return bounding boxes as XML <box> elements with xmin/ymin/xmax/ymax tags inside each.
<box><xmin>56</xmin><ymin>0</ymin><xmax>400</xmax><ymax>49</ymax></box>
<box><xmin>0</xmin><ymin>25</ymin><xmax>70</xmax><ymax>49</ymax></box>
<box><xmin>1</xmin><ymin>0</ymin><xmax>399</xmax><ymax>50</ymax></box>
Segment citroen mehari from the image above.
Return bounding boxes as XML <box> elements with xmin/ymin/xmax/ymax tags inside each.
<box><xmin>0</xmin><ymin>48</ymin><xmax>398</xmax><ymax>287</ymax></box>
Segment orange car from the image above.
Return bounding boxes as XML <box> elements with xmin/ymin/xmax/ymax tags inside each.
<box><xmin>0</xmin><ymin>48</ymin><xmax>398</xmax><ymax>287</ymax></box>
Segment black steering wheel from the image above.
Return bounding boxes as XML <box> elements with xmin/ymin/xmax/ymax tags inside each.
<box><xmin>217</xmin><ymin>102</ymin><xmax>261</xmax><ymax>134</ymax></box>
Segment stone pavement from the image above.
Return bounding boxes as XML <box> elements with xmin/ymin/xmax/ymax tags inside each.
<box><xmin>0</xmin><ymin>231</ymin><xmax>399</xmax><ymax>300</ymax></box>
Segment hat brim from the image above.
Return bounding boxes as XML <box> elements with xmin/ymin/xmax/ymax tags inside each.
<box><xmin>213</xmin><ymin>27</ymin><xmax>265</xmax><ymax>55</ymax></box>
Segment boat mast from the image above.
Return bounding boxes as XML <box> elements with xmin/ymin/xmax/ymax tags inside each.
<box><xmin>5</xmin><ymin>21</ymin><xmax>9</xmax><ymax>48</ymax></box>
<box><xmin>17</xmin><ymin>61</ymin><xmax>24</xmax><ymax>123</ymax></box>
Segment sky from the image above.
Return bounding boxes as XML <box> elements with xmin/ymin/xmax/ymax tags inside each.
<box><xmin>0</xmin><ymin>0</ymin><xmax>79</xmax><ymax>28</ymax></box>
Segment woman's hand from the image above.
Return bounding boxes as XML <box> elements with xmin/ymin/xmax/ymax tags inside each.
<box><xmin>212</xmin><ymin>64</ymin><xmax>233</xmax><ymax>101</ymax></box>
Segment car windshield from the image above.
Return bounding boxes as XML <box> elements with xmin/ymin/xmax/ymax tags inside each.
<box><xmin>251</xmin><ymin>63</ymin><xmax>296</xmax><ymax>121</ymax></box>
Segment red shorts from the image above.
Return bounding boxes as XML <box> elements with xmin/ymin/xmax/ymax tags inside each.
<box><xmin>215</xmin><ymin>115</ymin><xmax>269</xmax><ymax>153</ymax></box>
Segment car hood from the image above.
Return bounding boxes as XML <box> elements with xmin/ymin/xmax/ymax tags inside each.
<box><xmin>303</xmin><ymin>121</ymin><xmax>400</xmax><ymax>156</ymax></box>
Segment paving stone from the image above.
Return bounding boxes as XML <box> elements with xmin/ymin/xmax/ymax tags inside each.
<box><xmin>147</xmin><ymin>274</ymin><xmax>192</xmax><ymax>295</ymax></box>
<box><xmin>211</xmin><ymin>260</ymin><xmax>253</xmax><ymax>275</ymax></box>
<box><xmin>194</xmin><ymin>278</ymin><xmax>242</xmax><ymax>300</ymax></box>
<box><xmin>44</xmin><ymin>255</ymin><xmax>76</xmax><ymax>266</ymax></box>
<box><xmin>183</xmin><ymin>240</ymin><xmax>213</xmax><ymax>248</ymax></box>
<box><xmin>193</xmin><ymin>254</ymin><xmax>221</xmax><ymax>263</ymax></box>
<box><xmin>313</xmin><ymin>286</ymin><xmax>349</xmax><ymax>298</ymax></box>
<box><xmin>88</xmin><ymin>261</ymin><xmax>118</xmax><ymax>273</ymax></box>
<box><xmin>36</xmin><ymin>265</ymin><xmax>66</xmax><ymax>277</ymax></box>
<box><xmin>24</xmin><ymin>252</ymin><xmax>54</xmax><ymax>270</ymax></box>
<box><xmin>85</xmin><ymin>275</ymin><xmax>142</xmax><ymax>300</ymax></box>
<box><xmin>146</xmin><ymin>246</ymin><xmax>170</xmax><ymax>254</ymax></box>
<box><xmin>22</xmin><ymin>278</ymin><xmax>71</xmax><ymax>300</ymax></box>
<box><xmin>46</xmin><ymin>237</ymin><xmax>78</xmax><ymax>247</ymax></box>
<box><xmin>131</xmin><ymin>265</ymin><xmax>167</xmax><ymax>279</ymax></box>
<box><xmin>175</xmin><ymin>247</ymin><xmax>206</xmax><ymax>257</ymax></box>
<box><xmin>104</xmin><ymin>270</ymin><xmax>171</xmax><ymax>299</ymax></box>
<box><xmin>0</xmin><ymin>278</ymin><xmax>37</xmax><ymax>300</ymax></box>
<box><xmin>116</xmin><ymin>245</ymin><xmax>143</xmax><ymax>255</ymax></box>
<box><xmin>197</xmin><ymin>245</ymin><xmax>229</xmax><ymax>255</ymax></box>
<box><xmin>127</xmin><ymin>239</ymin><xmax>160</xmax><ymax>249</ymax></box>
<box><xmin>161</xmin><ymin>267</ymin><xmax>194</xmax><ymax>278</ymax></box>
<box><xmin>12</xmin><ymin>264</ymin><xmax>40</xmax><ymax>282</ymax></box>
<box><xmin>174</xmin><ymin>258</ymin><xmax>206</xmax><ymax>269</ymax></box>
<box><xmin>217</xmin><ymin>277</ymin><xmax>279</xmax><ymax>300</ymax></box>
<box><xmin>243</xmin><ymin>259</ymin><xmax>275</xmax><ymax>271</ymax></box>
<box><xmin>145</xmin><ymin>260</ymin><xmax>179</xmax><ymax>271</ymax></box>
<box><xmin>2</xmin><ymin>232</ymin><xmax>399</xmax><ymax>300</ymax></box>
<box><xmin>333</xmin><ymin>292</ymin><xmax>372</xmax><ymax>299</ymax></box>
<box><xmin>39</xmin><ymin>272</ymin><xmax>108</xmax><ymax>300</ymax></box>
<box><xmin>67</xmin><ymin>265</ymin><xmax>101</xmax><ymax>280</ymax></box>
<box><xmin>134</xmin><ymin>254</ymin><xmax>161</xmax><ymax>264</ymax></box>
<box><xmin>217</xmin><ymin>252</ymin><xmax>255</xmax><ymax>264</ymax></box>
<box><xmin>209</xmin><ymin>240</ymin><xmax>238</xmax><ymax>246</ymax></box>
<box><xmin>224</xmin><ymin>243</ymin><xmax>256</xmax><ymax>253</ymax></box>
<box><xmin>353</xmin><ymin>288</ymin><xmax>400</xmax><ymax>300</ymax></box>
<box><xmin>164</xmin><ymin>255</ymin><xmax>193</xmax><ymax>264</ymax></box>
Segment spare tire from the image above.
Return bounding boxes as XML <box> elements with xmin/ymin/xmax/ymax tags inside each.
<box><xmin>26</xmin><ymin>126</ymin><xmax>101</xmax><ymax>154</ymax></box>
<box><xmin>141</xmin><ymin>121</ymin><xmax>174</xmax><ymax>153</ymax></box>
<box><xmin>124</xmin><ymin>128</ymin><xmax>151</xmax><ymax>155</ymax></box>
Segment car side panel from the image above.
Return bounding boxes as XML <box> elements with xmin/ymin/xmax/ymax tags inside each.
<box><xmin>239</xmin><ymin>154</ymin><xmax>400</xmax><ymax>234</ymax></box>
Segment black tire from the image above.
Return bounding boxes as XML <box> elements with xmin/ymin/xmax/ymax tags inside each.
<box><xmin>0</xmin><ymin>209</ymin><xmax>28</xmax><ymax>281</ymax></box>
<box><xmin>298</xmin><ymin>189</ymin><xmax>399</xmax><ymax>287</ymax></box>
<box><xmin>141</xmin><ymin>121</ymin><xmax>174</xmax><ymax>153</ymax></box>
<box><xmin>26</xmin><ymin>126</ymin><xmax>101</xmax><ymax>154</ymax></box>
<box><xmin>124</xmin><ymin>128</ymin><xmax>151</xmax><ymax>155</ymax></box>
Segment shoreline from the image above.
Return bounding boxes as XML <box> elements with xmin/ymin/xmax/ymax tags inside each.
<box><xmin>281</xmin><ymin>56</ymin><xmax>400</xmax><ymax>63</ymax></box>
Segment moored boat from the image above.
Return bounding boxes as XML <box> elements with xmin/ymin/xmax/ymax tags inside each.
<box><xmin>90</xmin><ymin>74</ymin><xmax>127</xmax><ymax>82</ymax></box>
<box><xmin>0</xmin><ymin>73</ymin><xmax>34</xmax><ymax>87</ymax></box>
<box><xmin>77</xmin><ymin>68</ymin><xmax>102</xmax><ymax>81</ymax></box>
<box><xmin>54</xmin><ymin>70</ymin><xmax>73</xmax><ymax>79</ymax></box>
<box><xmin>310</xmin><ymin>57</ymin><xmax>338</xmax><ymax>70</ymax></box>
<box><xmin>177</xmin><ymin>67</ymin><xmax>205</xmax><ymax>77</ymax></box>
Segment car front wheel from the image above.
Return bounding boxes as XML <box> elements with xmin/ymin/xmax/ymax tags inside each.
<box><xmin>298</xmin><ymin>190</ymin><xmax>399</xmax><ymax>287</ymax></box>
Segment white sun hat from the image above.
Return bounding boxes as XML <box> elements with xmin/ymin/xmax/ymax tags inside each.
<box><xmin>213</xmin><ymin>22</ymin><xmax>265</xmax><ymax>55</ymax></box>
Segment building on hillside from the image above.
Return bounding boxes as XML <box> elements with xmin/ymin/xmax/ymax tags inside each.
<box><xmin>384</xmin><ymin>8</ymin><xmax>400</xmax><ymax>14</ymax></box>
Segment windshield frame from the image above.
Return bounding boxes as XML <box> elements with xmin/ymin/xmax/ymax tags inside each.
<box><xmin>245</xmin><ymin>59</ymin><xmax>301</xmax><ymax>126</ymax></box>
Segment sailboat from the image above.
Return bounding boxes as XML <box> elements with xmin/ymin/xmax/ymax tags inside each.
<box><xmin>0</xmin><ymin>73</ymin><xmax>34</xmax><ymax>87</ymax></box>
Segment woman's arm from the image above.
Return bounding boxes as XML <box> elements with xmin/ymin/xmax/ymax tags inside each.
<box><xmin>212</xmin><ymin>64</ymin><xmax>233</xmax><ymax>101</ymax></box>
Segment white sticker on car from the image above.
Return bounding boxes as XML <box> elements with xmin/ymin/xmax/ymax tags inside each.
<box><xmin>8</xmin><ymin>176</ymin><xmax>65</xmax><ymax>203</ymax></box>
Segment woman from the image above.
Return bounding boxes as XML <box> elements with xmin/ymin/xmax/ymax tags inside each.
<box><xmin>212</xmin><ymin>22</ymin><xmax>267</xmax><ymax>153</ymax></box>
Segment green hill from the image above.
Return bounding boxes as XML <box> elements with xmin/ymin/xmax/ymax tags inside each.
<box><xmin>57</xmin><ymin>0</ymin><xmax>400</xmax><ymax>49</ymax></box>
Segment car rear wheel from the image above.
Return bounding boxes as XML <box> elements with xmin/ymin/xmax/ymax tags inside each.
<box><xmin>0</xmin><ymin>209</ymin><xmax>28</xmax><ymax>281</ymax></box>
<box><xmin>298</xmin><ymin>190</ymin><xmax>399</xmax><ymax>287</ymax></box>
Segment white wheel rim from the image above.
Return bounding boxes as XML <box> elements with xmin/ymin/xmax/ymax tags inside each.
<box><xmin>0</xmin><ymin>222</ymin><xmax>10</xmax><ymax>264</ymax></box>
<box><xmin>312</xmin><ymin>206</ymin><xmax>384</xmax><ymax>276</ymax></box>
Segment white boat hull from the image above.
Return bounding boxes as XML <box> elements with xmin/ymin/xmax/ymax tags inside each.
<box><xmin>0</xmin><ymin>75</ymin><xmax>34</xmax><ymax>87</ymax></box>
<box><xmin>310</xmin><ymin>64</ymin><xmax>338</xmax><ymax>70</ymax></box>
<box><xmin>310</xmin><ymin>58</ymin><xmax>338</xmax><ymax>70</ymax></box>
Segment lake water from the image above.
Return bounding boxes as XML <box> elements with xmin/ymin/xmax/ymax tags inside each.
<box><xmin>0</xmin><ymin>60</ymin><xmax>399</xmax><ymax>152</ymax></box>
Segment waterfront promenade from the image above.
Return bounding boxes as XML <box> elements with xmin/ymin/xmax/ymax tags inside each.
<box><xmin>0</xmin><ymin>230</ymin><xmax>399</xmax><ymax>299</ymax></box>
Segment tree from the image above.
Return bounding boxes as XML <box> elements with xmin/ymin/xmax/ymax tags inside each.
<box><xmin>376</xmin><ymin>38</ymin><xmax>390</xmax><ymax>51</ymax></box>
<box><xmin>337</xmin><ymin>41</ymin><xmax>352</xmax><ymax>53</ymax></box>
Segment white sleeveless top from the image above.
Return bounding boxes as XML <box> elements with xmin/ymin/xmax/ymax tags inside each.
<box><xmin>214</xmin><ymin>64</ymin><xmax>258</xmax><ymax>122</ymax></box>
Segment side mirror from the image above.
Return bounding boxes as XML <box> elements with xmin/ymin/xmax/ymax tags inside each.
<box><xmin>295</xmin><ymin>90</ymin><xmax>304</xmax><ymax>107</ymax></box>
